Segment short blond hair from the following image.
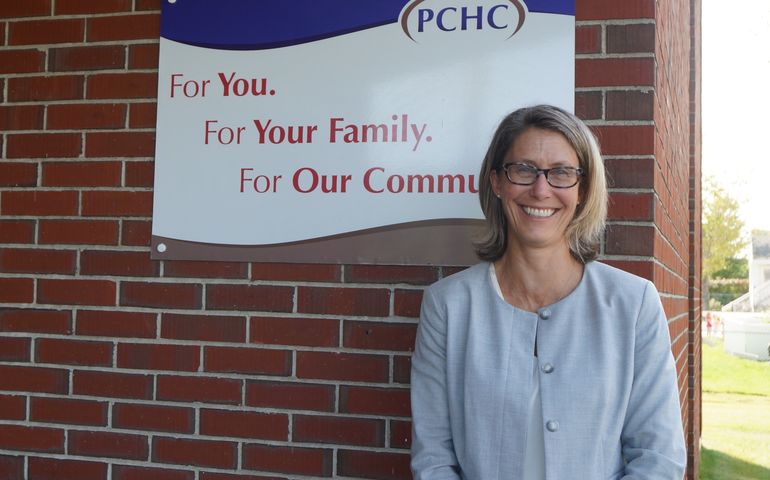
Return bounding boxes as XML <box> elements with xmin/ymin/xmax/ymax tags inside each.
<box><xmin>475</xmin><ymin>105</ymin><xmax>608</xmax><ymax>263</ymax></box>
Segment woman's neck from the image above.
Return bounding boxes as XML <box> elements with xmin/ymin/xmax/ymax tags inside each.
<box><xmin>493</xmin><ymin>245</ymin><xmax>584</xmax><ymax>312</ymax></box>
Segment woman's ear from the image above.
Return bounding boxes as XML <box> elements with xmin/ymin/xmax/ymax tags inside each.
<box><xmin>490</xmin><ymin>170</ymin><xmax>501</xmax><ymax>198</ymax></box>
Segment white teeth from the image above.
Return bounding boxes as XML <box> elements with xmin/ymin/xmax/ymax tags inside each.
<box><xmin>523</xmin><ymin>206</ymin><xmax>556</xmax><ymax>217</ymax></box>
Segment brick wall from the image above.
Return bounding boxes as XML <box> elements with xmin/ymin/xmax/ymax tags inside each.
<box><xmin>0</xmin><ymin>1</ymin><xmax>701</xmax><ymax>479</ymax></box>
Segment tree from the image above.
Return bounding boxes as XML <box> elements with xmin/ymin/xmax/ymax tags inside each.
<box><xmin>702</xmin><ymin>177</ymin><xmax>748</xmax><ymax>280</ymax></box>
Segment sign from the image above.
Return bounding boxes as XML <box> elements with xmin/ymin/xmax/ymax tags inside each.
<box><xmin>151</xmin><ymin>0</ymin><xmax>575</xmax><ymax>264</ymax></box>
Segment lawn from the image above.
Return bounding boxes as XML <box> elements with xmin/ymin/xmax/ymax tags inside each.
<box><xmin>700</xmin><ymin>339</ymin><xmax>770</xmax><ymax>479</ymax></box>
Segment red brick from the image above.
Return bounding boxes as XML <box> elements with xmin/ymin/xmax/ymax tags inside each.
<box><xmin>55</xmin><ymin>0</ymin><xmax>131</xmax><ymax>14</ymax></box>
<box><xmin>576</xmin><ymin>0</ymin><xmax>654</xmax><ymax>20</ymax></box>
<box><xmin>0</xmin><ymin>395</ymin><xmax>26</xmax><ymax>420</ymax></box>
<box><xmin>297</xmin><ymin>287</ymin><xmax>389</xmax><ymax>316</ymax></box>
<box><xmin>39</xmin><ymin>219</ymin><xmax>119</xmax><ymax>245</ymax></box>
<box><xmin>297</xmin><ymin>352</ymin><xmax>388</xmax><ymax>382</ymax></box>
<box><xmin>605</xmin><ymin>158</ymin><xmax>655</xmax><ymax>189</ymax></box>
<box><xmin>0</xmin><ymin>104</ymin><xmax>44</xmax><ymax>130</ymax></box>
<box><xmin>0</xmin><ymin>248</ymin><xmax>75</xmax><ymax>274</ymax></box>
<box><xmin>393</xmin><ymin>355</ymin><xmax>411</xmax><ymax>384</ymax></box>
<box><xmin>575</xmin><ymin>91</ymin><xmax>602</xmax><ymax>121</ymax></box>
<box><xmin>294</xmin><ymin>415</ymin><xmax>384</xmax><ymax>447</ymax></box>
<box><xmin>345</xmin><ymin>265</ymin><xmax>437</xmax><ymax>285</ymax></box>
<box><xmin>605</xmin><ymin>224</ymin><xmax>656</xmax><ymax>256</ymax></box>
<box><xmin>0</xmin><ymin>365</ymin><xmax>67</xmax><ymax>394</ymax></box>
<box><xmin>0</xmin><ymin>425</ymin><xmax>63</xmax><ymax>453</ymax></box>
<box><xmin>136</xmin><ymin>0</ymin><xmax>162</xmax><ymax>10</ymax></box>
<box><xmin>200</xmin><ymin>409</ymin><xmax>288</xmax><ymax>441</ymax></box>
<box><xmin>0</xmin><ymin>337</ymin><xmax>30</xmax><ymax>361</ymax></box>
<box><xmin>118</xmin><ymin>343</ymin><xmax>199</xmax><ymax>372</ymax></box>
<box><xmin>87</xmin><ymin>72</ymin><xmax>157</xmax><ymax>99</ymax></box>
<box><xmin>162</xmin><ymin>313</ymin><xmax>246</xmax><ymax>342</ymax></box>
<box><xmin>82</xmin><ymin>191</ymin><xmax>153</xmax><ymax>216</ymax></box>
<box><xmin>242</xmin><ymin>444</ymin><xmax>332</xmax><ymax>477</ymax></box>
<box><xmin>112</xmin><ymin>465</ymin><xmax>194</xmax><ymax>480</ymax></box>
<box><xmin>606</xmin><ymin>90</ymin><xmax>654</xmax><ymax>121</ymax></box>
<box><xmin>602</xmin><ymin>260</ymin><xmax>654</xmax><ymax>282</ymax></box>
<box><xmin>609</xmin><ymin>192</ymin><xmax>655</xmax><ymax>221</ymax></box>
<box><xmin>87</xmin><ymin>13</ymin><xmax>160</xmax><ymax>41</ymax></box>
<box><xmin>344</xmin><ymin>321</ymin><xmax>417</xmax><ymax>351</ymax></box>
<box><xmin>27</xmin><ymin>457</ymin><xmax>106</xmax><ymax>480</ymax></box>
<box><xmin>73</xmin><ymin>370</ymin><xmax>152</xmax><ymax>400</ymax></box>
<box><xmin>30</xmin><ymin>397</ymin><xmax>107</xmax><ymax>426</ymax></box>
<box><xmin>6</xmin><ymin>133</ymin><xmax>81</xmax><ymax>158</ymax></box>
<box><xmin>251</xmin><ymin>263</ymin><xmax>341</xmax><ymax>282</ymax></box>
<box><xmin>0</xmin><ymin>456</ymin><xmax>23</xmax><ymax>480</ymax></box>
<box><xmin>9</xmin><ymin>19</ymin><xmax>83</xmax><ymax>45</ymax></box>
<box><xmin>340</xmin><ymin>386</ymin><xmax>411</xmax><ymax>417</ymax></box>
<box><xmin>394</xmin><ymin>289</ymin><xmax>423</xmax><ymax>317</ymax></box>
<box><xmin>153</xmin><ymin>437</ymin><xmax>237</xmax><ymax>469</ymax></box>
<box><xmin>607</xmin><ymin>23</ymin><xmax>655</xmax><ymax>54</ymax></box>
<box><xmin>0</xmin><ymin>0</ymin><xmax>50</xmax><ymax>18</ymax></box>
<box><xmin>0</xmin><ymin>49</ymin><xmax>45</xmax><ymax>74</ymax></box>
<box><xmin>0</xmin><ymin>163</ymin><xmax>37</xmax><ymax>187</ymax></box>
<box><xmin>76</xmin><ymin>309</ymin><xmax>156</xmax><ymax>338</ymax></box>
<box><xmin>390</xmin><ymin>420</ymin><xmax>412</xmax><ymax>449</ymax></box>
<box><xmin>38</xmin><ymin>278</ymin><xmax>116</xmax><ymax>306</ymax></box>
<box><xmin>0</xmin><ymin>278</ymin><xmax>33</xmax><ymax>303</ymax></box>
<box><xmin>35</xmin><ymin>338</ymin><xmax>112</xmax><ymax>366</ymax></box>
<box><xmin>122</xmin><ymin>220</ymin><xmax>152</xmax><ymax>246</ymax></box>
<box><xmin>7</xmin><ymin>75</ymin><xmax>84</xmax><ymax>102</ymax></box>
<box><xmin>199</xmin><ymin>473</ymin><xmax>284</xmax><ymax>480</ymax></box>
<box><xmin>204</xmin><ymin>346</ymin><xmax>291</xmax><ymax>376</ymax></box>
<box><xmin>81</xmin><ymin>250</ymin><xmax>159</xmax><ymax>276</ymax></box>
<box><xmin>113</xmin><ymin>403</ymin><xmax>194</xmax><ymax>433</ymax></box>
<box><xmin>42</xmin><ymin>161</ymin><xmax>122</xmax><ymax>187</ymax></box>
<box><xmin>129</xmin><ymin>102</ymin><xmax>157</xmax><ymax>127</ymax></box>
<box><xmin>48</xmin><ymin>44</ymin><xmax>124</xmax><ymax>71</ymax></box>
<box><xmin>0</xmin><ymin>220</ymin><xmax>35</xmax><ymax>243</ymax></box>
<box><xmin>576</xmin><ymin>58</ymin><xmax>655</xmax><ymax>87</ymax></box>
<box><xmin>48</xmin><ymin>103</ymin><xmax>126</xmax><ymax>130</ymax></box>
<box><xmin>128</xmin><ymin>44</ymin><xmax>159</xmax><ymax>69</ymax></box>
<box><xmin>121</xmin><ymin>281</ymin><xmax>201</xmax><ymax>309</ymax></box>
<box><xmin>591</xmin><ymin>125</ymin><xmax>654</xmax><ymax>156</ymax></box>
<box><xmin>156</xmin><ymin>375</ymin><xmax>241</xmax><ymax>404</ymax></box>
<box><xmin>125</xmin><ymin>160</ymin><xmax>155</xmax><ymax>187</ymax></box>
<box><xmin>86</xmin><ymin>131</ymin><xmax>155</xmax><ymax>157</ymax></box>
<box><xmin>206</xmin><ymin>284</ymin><xmax>293</xmax><ymax>312</ymax></box>
<box><xmin>1</xmin><ymin>191</ymin><xmax>78</xmax><ymax>216</ymax></box>
<box><xmin>246</xmin><ymin>380</ymin><xmax>334</xmax><ymax>412</ymax></box>
<box><xmin>69</xmin><ymin>430</ymin><xmax>148</xmax><ymax>460</ymax></box>
<box><xmin>250</xmin><ymin>316</ymin><xmax>339</xmax><ymax>347</ymax></box>
<box><xmin>575</xmin><ymin>24</ymin><xmax>601</xmax><ymax>54</ymax></box>
<box><xmin>0</xmin><ymin>309</ymin><xmax>72</xmax><ymax>334</ymax></box>
<box><xmin>337</xmin><ymin>450</ymin><xmax>411</xmax><ymax>480</ymax></box>
<box><xmin>164</xmin><ymin>260</ymin><xmax>247</xmax><ymax>279</ymax></box>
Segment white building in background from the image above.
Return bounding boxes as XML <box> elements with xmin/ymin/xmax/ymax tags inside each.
<box><xmin>725</xmin><ymin>232</ymin><xmax>770</xmax><ymax>312</ymax></box>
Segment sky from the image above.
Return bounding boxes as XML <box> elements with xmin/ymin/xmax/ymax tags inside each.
<box><xmin>702</xmin><ymin>1</ymin><xmax>770</xmax><ymax>233</ymax></box>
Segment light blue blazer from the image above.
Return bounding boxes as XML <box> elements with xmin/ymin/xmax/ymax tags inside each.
<box><xmin>411</xmin><ymin>261</ymin><xmax>686</xmax><ymax>480</ymax></box>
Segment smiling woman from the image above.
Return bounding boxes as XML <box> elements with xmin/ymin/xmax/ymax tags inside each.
<box><xmin>410</xmin><ymin>105</ymin><xmax>687</xmax><ymax>480</ymax></box>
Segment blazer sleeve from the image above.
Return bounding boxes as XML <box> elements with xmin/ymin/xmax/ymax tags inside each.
<box><xmin>621</xmin><ymin>281</ymin><xmax>687</xmax><ymax>480</ymax></box>
<box><xmin>410</xmin><ymin>286</ymin><xmax>462</xmax><ymax>480</ymax></box>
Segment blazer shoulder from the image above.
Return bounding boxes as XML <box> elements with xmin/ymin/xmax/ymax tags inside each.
<box><xmin>426</xmin><ymin>262</ymin><xmax>490</xmax><ymax>300</ymax></box>
<box><xmin>589</xmin><ymin>260</ymin><xmax>653</xmax><ymax>294</ymax></box>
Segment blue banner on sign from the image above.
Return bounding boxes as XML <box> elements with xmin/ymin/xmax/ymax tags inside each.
<box><xmin>161</xmin><ymin>0</ymin><xmax>574</xmax><ymax>50</ymax></box>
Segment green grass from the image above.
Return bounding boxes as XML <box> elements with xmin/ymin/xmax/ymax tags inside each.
<box><xmin>700</xmin><ymin>340</ymin><xmax>770</xmax><ymax>479</ymax></box>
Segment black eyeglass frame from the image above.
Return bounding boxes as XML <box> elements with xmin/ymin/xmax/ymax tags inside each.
<box><xmin>500</xmin><ymin>162</ymin><xmax>585</xmax><ymax>189</ymax></box>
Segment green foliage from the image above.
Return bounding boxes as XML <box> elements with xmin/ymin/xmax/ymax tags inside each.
<box><xmin>712</xmin><ymin>257</ymin><xmax>749</xmax><ymax>279</ymax></box>
<box><xmin>702</xmin><ymin>177</ymin><xmax>748</xmax><ymax>279</ymax></box>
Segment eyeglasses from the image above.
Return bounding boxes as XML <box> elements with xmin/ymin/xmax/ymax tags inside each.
<box><xmin>500</xmin><ymin>162</ymin><xmax>584</xmax><ymax>188</ymax></box>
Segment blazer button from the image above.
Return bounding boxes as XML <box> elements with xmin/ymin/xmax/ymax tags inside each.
<box><xmin>546</xmin><ymin>420</ymin><xmax>559</xmax><ymax>432</ymax></box>
<box><xmin>539</xmin><ymin>309</ymin><xmax>551</xmax><ymax>320</ymax></box>
<box><xmin>541</xmin><ymin>363</ymin><xmax>554</xmax><ymax>374</ymax></box>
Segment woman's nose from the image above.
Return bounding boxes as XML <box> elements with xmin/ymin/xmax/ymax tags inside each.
<box><xmin>529</xmin><ymin>172</ymin><xmax>552</xmax><ymax>198</ymax></box>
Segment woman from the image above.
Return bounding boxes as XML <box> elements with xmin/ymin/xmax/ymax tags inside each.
<box><xmin>410</xmin><ymin>105</ymin><xmax>686</xmax><ymax>480</ymax></box>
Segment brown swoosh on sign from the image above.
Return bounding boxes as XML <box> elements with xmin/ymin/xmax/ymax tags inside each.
<box><xmin>401</xmin><ymin>0</ymin><xmax>427</xmax><ymax>42</ymax></box>
<box><xmin>507</xmin><ymin>0</ymin><xmax>527</xmax><ymax>38</ymax></box>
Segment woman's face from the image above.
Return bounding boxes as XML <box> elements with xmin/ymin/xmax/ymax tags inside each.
<box><xmin>490</xmin><ymin>127</ymin><xmax>582</xmax><ymax>254</ymax></box>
